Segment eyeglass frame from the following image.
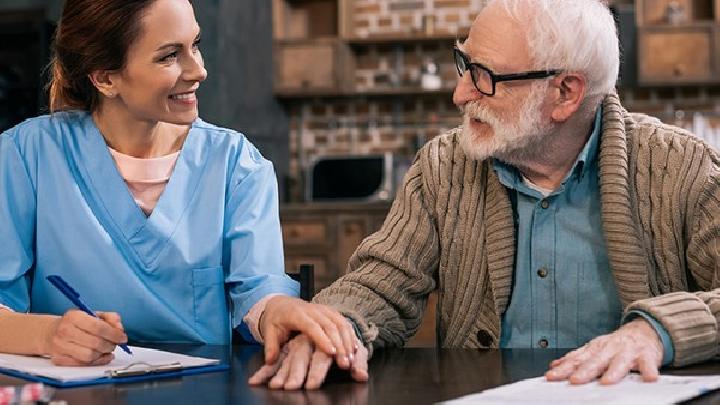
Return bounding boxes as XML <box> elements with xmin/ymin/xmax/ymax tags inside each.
<box><xmin>453</xmin><ymin>47</ymin><xmax>561</xmax><ymax>96</ymax></box>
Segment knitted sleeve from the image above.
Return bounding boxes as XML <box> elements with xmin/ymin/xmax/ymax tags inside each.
<box><xmin>626</xmin><ymin>153</ymin><xmax>720</xmax><ymax>367</ymax></box>
<box><xmin>312</xmin><ymin>149</ymin><xmax>440</xmax><ymax>356</ymax></box>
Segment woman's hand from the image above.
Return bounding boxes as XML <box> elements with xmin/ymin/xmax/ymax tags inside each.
<box><xmin>42</xmin><ymin>309</ymin><xmax>128</xmax><ymax>366</ymax></box>
<box><xmin>260</xmin><ymin>297</ymin><xmax>358</xmax><ymax>369</ymax></box>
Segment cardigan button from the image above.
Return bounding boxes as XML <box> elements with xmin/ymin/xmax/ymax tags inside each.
<box><xmin>540</xmin><ymin>199</ymin><xmax>550</xmax><ymax>209</ymax></box>
<box><xmin>476</xmin><ymin>329</ymin><xmax>494</xmax><ymax>347</ymax></box>
<box><xmin>538</xmin><ymin>338</ymin><xmax>549</xmax><ymax>348</ymax></box>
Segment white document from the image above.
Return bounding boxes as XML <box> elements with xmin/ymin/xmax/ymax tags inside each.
<box><xmin>442</xmin><ymin>374</ymin><xmax>720</xmax><ymax>405</ymax></box>
<box><xmin>0</xmin><ymin>346</ymin><xmax>219</xmax><ymax>383</ymax></box>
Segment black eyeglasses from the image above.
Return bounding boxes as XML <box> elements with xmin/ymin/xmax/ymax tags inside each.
<box><xmin>453</xmin><ymin>47</ymin><xmax>561</xmax><ymax>96</ymax></box>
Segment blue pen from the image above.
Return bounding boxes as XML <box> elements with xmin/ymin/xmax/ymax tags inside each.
<box><xmin>46</xmin><ymin>275</ymin><xmax>133</xmax><ymax>355</ymax></box>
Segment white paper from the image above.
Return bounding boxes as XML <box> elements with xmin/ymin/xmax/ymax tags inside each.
<box><xmin>441</xmin><ymin>374</ymin><xmax>720</xmax><ymax>405</ymax></box>
<box><xmin>0</xmin><ymin>346</ymin><xmax>218</xmax><ymax>382</ymax></box>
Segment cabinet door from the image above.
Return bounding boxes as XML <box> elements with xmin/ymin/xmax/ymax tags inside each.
<box><xmin>638</xmin><ymin>28</ymin><xmax>715</xmax><ymax>84</ymax></box>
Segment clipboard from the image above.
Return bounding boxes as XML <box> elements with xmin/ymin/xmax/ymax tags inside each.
<box><xmin>0</xmin><ymin>346</ymin><xmax>229</xmax><ymax>388</ymax></box>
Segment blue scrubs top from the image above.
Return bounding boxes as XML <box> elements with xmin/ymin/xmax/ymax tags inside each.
<box><xmin>0</xmin><ymin>111</ymin><xmax>299</xmax><ymax>344</ymax></box>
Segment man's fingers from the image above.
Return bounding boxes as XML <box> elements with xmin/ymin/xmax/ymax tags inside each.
<box><xmin>599</xmin><ymin>352</ymin><xmax>635</xmax><ymax>385</ymax></box>
<box><xmin>268</xmin><ymin>355</ymin><xmax>292</xmax><ymax>390</ymax></box>
<box><xmin>247</xmin><ymin>364</ymin><xmax>274</xmax><ymax>385</ymax></box>
<box><xmin>305</xmin><ymin>350</ymin><xmax>334</xmax><ymax>390</ymax></box>
<box><xmin>349</xmin><ymin>344</ymin><xmax>369</xmax><ymax>382</ymax></box>
<box><xmin>545</xmin><ymin>358</ymin><xmax>579</xmax><ymax>381</ymax></box>
<box><xmin>636</xmin><ymin>353</ymin><xmax>660</xmax><ymax>382</ymax></box>
<box><xmin>569</xmin><ymin>347</ymin><xmax>615</xmax><ymax>385</ymax></box>
<box><xmin>249</xmin><ymin>361</ymin><xmax>283</xmax><ymax>385</ymax></box>
<box><xmin>283</xmin><ymin>338</ymin><xmax>314</xmax><ymax>390</ymax></box>
<box><xmin>250</xmin><ymin>350</ymin><xmax>287</xmax><ymax>385</ymax></box>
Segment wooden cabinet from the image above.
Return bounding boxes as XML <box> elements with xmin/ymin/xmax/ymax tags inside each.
<box><xmin>281</xmin><ymin>202</ymin><xmax>390</xmax><ymax>290</ymax></box>
<box><xmin>636</xmin><ymin>0</ymin><xmax>720</xmax><ymax>85</ymax></box>
<box><xmin>274</xmin><ymin>39</ymin><xmax>353</xmax><ymax>93</ymax></box>
<box><xmin>638</xmin><ymin>26</ymin><xmax>716</xmax><ymax>83</ymax></box>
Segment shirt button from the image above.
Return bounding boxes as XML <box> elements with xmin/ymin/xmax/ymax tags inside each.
<box><xmin>538</xmin><ymin>339</ymin><xmax>549</xmax><ymax>348</ymax></box>
<box><xmin>537</xmin><ymin>267</ymin><xmax>549</xmax><ymax>278</ymax></box>
<box><xmin>540</xmin><ymin>199</ymin><xmax>549</xmax><ymax>209</ymax></box>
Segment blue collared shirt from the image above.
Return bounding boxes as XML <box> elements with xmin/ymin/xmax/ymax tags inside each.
<box><xmin>494</xmin><ymin>108</ymin><xmax>673</xmax><ymax>364</ymax></box>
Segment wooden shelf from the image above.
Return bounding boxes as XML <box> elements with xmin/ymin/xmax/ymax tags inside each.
<box><xmin>275</xmin><ymin>86</ymin><xmax>455</xmax><ymax>99</ymax></box>
<box><xmin>346</xmin><ymin>32</ymin><xmax>468</xmax><ymax>46</ymax></box>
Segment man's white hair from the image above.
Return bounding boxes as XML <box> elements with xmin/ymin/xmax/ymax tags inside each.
<box><xmin>497</xmin><ymin>0</ymin><xmax>620</xmax><ymax>108</ymax></box>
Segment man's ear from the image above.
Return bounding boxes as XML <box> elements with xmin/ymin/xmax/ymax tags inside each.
<box><xmin>550</xmin><ymin>73</ymin><xmax>586</xmax><ymax>123</ymax></box>
<box><xmin>88</xmin><ymin>70</ymin><xmax>119</xmax><ymax>99</ymax></box>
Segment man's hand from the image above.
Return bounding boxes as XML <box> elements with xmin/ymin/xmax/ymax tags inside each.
<box><xmin>43</xmin><ymin>310</ymin><xmax>128</xmax><ymax>366</ymax></box>
<box><xmin>546</xmin><ymin>318</ymin><xmax>663</xmax><ymax>385</ymax></box>
<box><xmin>261</xmin><ymin>296</ymin><xmax>358</xmax><ymax>368</ymax></box>
<box><xmin>248</xmin><ymin>334</ymin><xmax>369</xmax><ymax>390</ymax></box>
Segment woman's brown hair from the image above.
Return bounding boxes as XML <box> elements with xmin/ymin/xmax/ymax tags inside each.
<box><xmin>48</xmin><ymin>0</ymin><xmax>157</xmax><ymax>112</ymax></box>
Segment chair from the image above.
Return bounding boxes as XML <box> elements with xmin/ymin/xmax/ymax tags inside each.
<box><xmin>231</xmin><ymin>263</ymin><xmax>315</xmax><ymax>345</ymax></box>
<box><xmin>287</xmin><ymin>263</ymin><xmax>315</xmax><ymax>301</ymax></box>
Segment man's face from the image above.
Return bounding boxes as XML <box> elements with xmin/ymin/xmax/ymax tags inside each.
<box><xmin>453</xmin><ymin>3</ymin><xmax>554</xmax><ymax>164</ymax></box>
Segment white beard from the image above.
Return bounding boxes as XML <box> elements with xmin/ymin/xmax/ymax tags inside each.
<box><xmin>459</xmin><ymin>81</ymin><xmax>554</xmax><ymax>165</ymax></box>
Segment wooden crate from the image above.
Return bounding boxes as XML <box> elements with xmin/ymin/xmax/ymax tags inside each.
<box><xmin>638</xmin><ymin>26</ymin><xmax>717</xmax><ymax>84</ymax></box>
<box><xmin>273</xmin><ymin>0</ymin><xmax>338</xmax><ymax>40</ymax></box>
<box><xmin>274</xmin><ymin>38</ymin><xmax>353</xmax><ymax>93</ymax></box>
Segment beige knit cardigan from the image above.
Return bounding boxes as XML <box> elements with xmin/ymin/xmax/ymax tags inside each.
<box><xmin>313</xmin><ymin>93</ymin><xmax>720</xmax><ymax>367</ymax></box>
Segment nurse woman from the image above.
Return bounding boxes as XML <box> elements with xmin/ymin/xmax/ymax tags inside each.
<box><xmin>0</xmin><ymin>0</ymin><xmax>305</xmax><ymax>366</ymax></box>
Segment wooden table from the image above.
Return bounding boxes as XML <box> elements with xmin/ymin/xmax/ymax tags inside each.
<box><xmin>2</xmin><ymin>346</ymin><xmax>719</xmax><ymax>404</ymax></box>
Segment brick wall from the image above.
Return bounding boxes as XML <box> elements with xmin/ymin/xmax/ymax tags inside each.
<box><xmin>349</xmin><ymin>0</ymin><xmax>488</xmax><ymax>38</ymax></box>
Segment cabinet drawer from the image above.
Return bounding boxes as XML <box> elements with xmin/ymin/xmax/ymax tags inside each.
<box><xmin>274</xmin><ymin>39</ymin><xmax>351</xmax><ymax>92</ymax></box>
<box><xmin>282</xmin><ymin>219</ymin><xmax>328</xmax><ymax>244</ymax></box>
<box><xmin>638</xmin><ymin>28</ymin><xmax>714</xmax><ymax>83</ymax></box>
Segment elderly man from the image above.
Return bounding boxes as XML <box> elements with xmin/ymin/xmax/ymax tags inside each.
<box><xmin>250</xmin><ymin>0</ymin><xmax>720</xmax><ymax>390</ymax></box>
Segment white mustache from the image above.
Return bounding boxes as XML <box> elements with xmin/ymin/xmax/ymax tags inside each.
<box><xmin>461</xmin><ymin>101</ymin><xmax>501</xmax><ymax>128</ymax></box>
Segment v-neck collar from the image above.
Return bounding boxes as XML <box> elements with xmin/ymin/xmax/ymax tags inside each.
<box><xmin>68</xmin><ymin>112</ymin><xmax>208</xmax><ymax>271</ymax></box>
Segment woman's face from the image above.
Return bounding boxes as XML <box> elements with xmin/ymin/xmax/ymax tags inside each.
<box><xmin>110</xmin><ymin>0</ymin><xmax>207</xmax><ymax>125</ymax></box>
